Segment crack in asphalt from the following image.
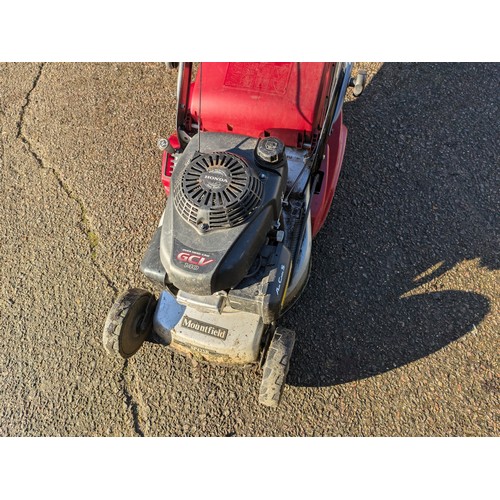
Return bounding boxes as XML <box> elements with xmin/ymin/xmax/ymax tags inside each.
<box><xmin>121</xmin><ymin>361</ymin><xmax>145</xmax><ymax>437</ymax></box>
<box><xmin>16</xmin><ymin>63</ymin><xmax>44</xmax><ymax>139</ymax></box>
<box><xmin>16</xmin><ymin>63</ymin><xmax>119</xmax><ymax>295</ymax></box>
<box><xmin>14</xmin><ymin>64</ymin><xmax>146</xmax><ymax>437</ymax></box>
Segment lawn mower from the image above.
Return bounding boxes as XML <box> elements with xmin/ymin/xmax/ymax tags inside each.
<box><xmin>103</xmin><ymin>62</ymin><xmax>365</xmax><ymax>407</ymax></box>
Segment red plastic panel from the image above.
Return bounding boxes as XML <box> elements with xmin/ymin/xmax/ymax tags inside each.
<box><xmin>189</xmin><ymin>62</ymin><xmax>329</xmax><ymax>146</ymax></box>
<box><xmin>310</xmin><ymin>116</ymin><xmax>348</xmax><ymax>237</ymax></box>
<box><xmin>161</xmin><ymin>134</ymin><xmax>180</xmax><ymax>196</ymax></box>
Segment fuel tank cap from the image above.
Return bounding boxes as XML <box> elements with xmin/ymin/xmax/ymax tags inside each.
<box><xmin>256</xmin><ymin>137</ymin><xmax>285</xmax><ymax>164</ymax></box>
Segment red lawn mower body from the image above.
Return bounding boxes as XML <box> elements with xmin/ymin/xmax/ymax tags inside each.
<box><xmin>161</xmin><ymin>62</ymin><xmax>348</xmax><ymax>237</ymax></box>
<box><xmin>104</xmin><ymin>62</ymin><xmax>361</xmax><ymax>407</ymax></box>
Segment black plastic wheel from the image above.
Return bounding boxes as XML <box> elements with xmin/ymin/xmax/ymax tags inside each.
<box><xmin>258</xmin><ymin>327</ymin><xmax>296</xmax><ymax>407</ymax></box>
<box><xmin>166</xmin><ymin>62</ymin><xmax>179</xmax><ymax>70</ymax></box>
<box><xmin>103</xmin><ymin>288</ymin><xmax>156</xmax><ymax>359</ymax></box>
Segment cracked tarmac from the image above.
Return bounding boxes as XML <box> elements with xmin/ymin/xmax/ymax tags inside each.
<box><xmin>0</xmin><ymin>63</ymin><xmax>498</xmax><ymax>436</ymax></box>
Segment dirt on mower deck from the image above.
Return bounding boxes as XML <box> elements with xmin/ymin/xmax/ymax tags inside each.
<box><xmin>0</xmin><ymin>62</ymin><xmax>498</xmax><ymax>436</ymax></box>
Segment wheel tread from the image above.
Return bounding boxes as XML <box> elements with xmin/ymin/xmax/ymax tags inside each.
<box><xmin>102</xmin><ymin>288</ymin><xmax>156</xmax><ymax>359</ymax></box>
<box><xmin>258</xmin><ymin>327</ymin><xmax>296</xmax><ymax>408</ymax></box>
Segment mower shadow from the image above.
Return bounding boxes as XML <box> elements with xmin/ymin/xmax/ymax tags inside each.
<box><xmin>283</xmin><ymin>63</ymin><xmax>498</xmax><ymax>388</ymax></box>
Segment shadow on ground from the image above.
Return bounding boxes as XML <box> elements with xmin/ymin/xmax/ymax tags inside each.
<box><xmin>283</xmin><ymin>63</ymin><xmax>498</xmax><ymax>387</ymax></box>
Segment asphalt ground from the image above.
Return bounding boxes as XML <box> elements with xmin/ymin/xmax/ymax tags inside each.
<box><xmin>0</xmin><ymin>63</ymin><xmax>498</xmax><ymax>437</ymax></box>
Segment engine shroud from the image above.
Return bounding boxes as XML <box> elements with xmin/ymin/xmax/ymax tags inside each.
<box><xmin>160</xmin><ymin>132</ymin><xmax>287</xmax><ymax>296</ymax></box>
<box><xmin>174</xmin><ymin>151</ymin><xmax>264</xmax><ymax>230</ymax></box>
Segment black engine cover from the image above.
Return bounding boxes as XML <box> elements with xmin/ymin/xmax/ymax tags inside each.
<box><xmin>160</xmin><ymin>133</ymin><xmax>287</xmax><ymax>296</ymax></box>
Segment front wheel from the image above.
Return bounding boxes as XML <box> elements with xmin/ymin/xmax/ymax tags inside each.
<box><xmin>102</xmin><ymin>288</ymin><xmax>156</xmax><ymax>359</ymax></box>
<box><xmin>258</xmin><ymin>327</ymin><xmax>296</xmax><ymax>407</ymax></box>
